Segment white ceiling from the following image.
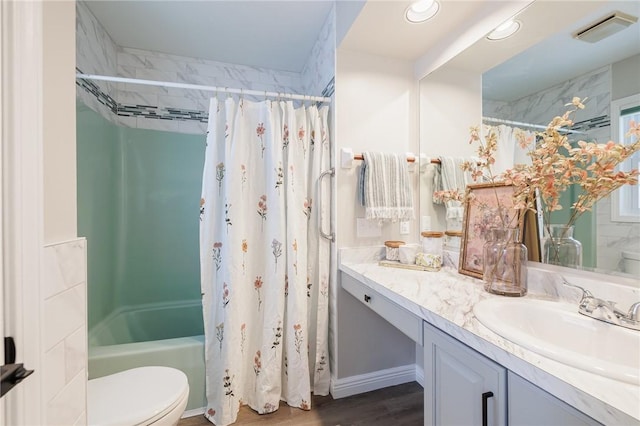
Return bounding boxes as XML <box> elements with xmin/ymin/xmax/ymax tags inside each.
<box><xmin>84</xmin><ymin>0</ymin><xmax>639</xmax><ymax>101</ymax></box>
<box><xmin>338</xmin><ymin>1</ymin><xmax>493</xmax><ymax>60</ymax></box>
<box><xmin>84</xmin><ymin>0</ymin><xmax>336</xmax><ymax>73</ymax></box>
<box><xmin>480</xmin><ymin>0</ymin><xmax>640</xmax><ymax>101</ymax></box>
<box><xmin>339</xmin><ymin>0</ymin><xmax>639</xmax><ymax>102</ymax></box>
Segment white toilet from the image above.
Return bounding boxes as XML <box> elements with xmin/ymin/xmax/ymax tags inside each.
<box><xmin>622</xmin><ymin>250</ymin><xmax>640</xmax><ymax>276</ymax></box>
<box><xmin>88</xmin><ymin>366</ymin><xmax>189</xmax><ymax>426</ymax></box>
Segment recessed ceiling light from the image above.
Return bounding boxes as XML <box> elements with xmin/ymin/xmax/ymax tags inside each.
<box><xmin>487</xmin><ymin>19</ymin><xmax>521</xmax><ymax>40</ymax></box>
<box><xmin>405</xmin><ymin>0</ymin><xmax>440</xmax><ymax>23</ymax></box>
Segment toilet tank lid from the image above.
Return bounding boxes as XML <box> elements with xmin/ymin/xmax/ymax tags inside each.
<box><xmin>622</xmin><ymin>250</ymin><xmax>640</xmax><ymax>260</ymax></box>
<box><xmin>88</xmin><ymin>366</ymin><xmax>189</xmax><ymax>426</ymax></box>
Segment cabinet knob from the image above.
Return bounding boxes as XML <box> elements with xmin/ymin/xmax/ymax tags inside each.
<box><xmin>364</xmin><ymin>294</ymin><xmax>371</xmax><ymax>303</ymax></box>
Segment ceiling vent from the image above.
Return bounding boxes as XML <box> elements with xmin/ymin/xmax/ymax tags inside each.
<box><xmin>573</xmin><ymin>11</ymin><xmax>638</xmax><ymax>43</ymax></box>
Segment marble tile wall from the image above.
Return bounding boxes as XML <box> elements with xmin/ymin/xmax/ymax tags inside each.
<box><xmin>484</xmin><ymin>66</ymin><xmax>611</xmax><ymax>126</ymax></box>
<box><xmin>76</xmin><ymin>1</ymin><xmax>335</xmax><ymax>135</ymax></box>
<box><xmin>301</xmin><ymin>3</ymin><xmax>336</xmax><ymax>98</ymax></box>
<box><xmin>76</xmin><ymin>1</ymin><xmax>118</xmax><ymax>125</ymax></box>
<box><xmin>43</xmin><ymin>238</ymin><xmax>88</xmax><ymax>426</ymax></box>
<box><xmin>484</xmin><ymin>65</ymin><xmax>639</xmax><ymax>272</ymax></box>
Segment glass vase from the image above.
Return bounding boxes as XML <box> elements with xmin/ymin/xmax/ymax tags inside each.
<box><xmin>543</xmin><ymin>225</ymin><xmax>582</xmax><ymax>268</ymax></box>
<box><xmin>483</xmin><ymin>227</ymin><xmax>528</xmax><ymax>297</ymax></box>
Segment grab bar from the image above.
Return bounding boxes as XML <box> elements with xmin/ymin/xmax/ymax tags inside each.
<box><xmin>318</xmin><ymin>168</ymin><xmax>335</xmax><ymax>242</ymax></box>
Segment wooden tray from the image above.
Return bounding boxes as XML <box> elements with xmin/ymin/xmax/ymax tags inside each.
<box><xmin>378</xmin><ymin>260</ymin><xmax>440</xmax><ymax>272</ymax></box>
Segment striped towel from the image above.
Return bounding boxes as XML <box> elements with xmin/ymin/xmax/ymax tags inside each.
<box><xmin>432</xmin><ymin>156</ymin><xmax>473</xmax><ymax>220</ymax></box>
<box><xmin>362</xmin><ymin>152</ymin><xmax>413</xmax><ymax>221</ymax></box>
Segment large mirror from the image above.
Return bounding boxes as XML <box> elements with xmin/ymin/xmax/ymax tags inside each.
<box><xmin>419</xmin><ymin>0</ymin><xmax>640</xmax><ymax>278</ymax></box>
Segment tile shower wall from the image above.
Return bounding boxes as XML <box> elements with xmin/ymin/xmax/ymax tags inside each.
<box><xmin>483</xmin><ymin>64</ymin><xmax>639</xmax><ymax>271</ymax></box>
<box><xmin>76</xmin><ymin>1</ymin><xmax>118</xmax><ymax>125</ymax></box>
<box><xmin>301</xmin><ymin>3</ymin><xmax>336</xmax><ymax>98</ymax></box>
<box><xmin>484</xmin><ymin>66</ymin><xmax>611</xmax><ymax>126</ymax></box>
<box><xmin>76</xmin><ymin>1</ymin><xmax>335</xmax><ymax>135</ymax></box>
<box><xmin>43</xmin><ymin>238</ymin><xmax>88</xmax><ymax>426</ymax></box>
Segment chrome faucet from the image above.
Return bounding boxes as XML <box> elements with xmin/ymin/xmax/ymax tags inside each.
<box><xmin>563</xmin><ymin>281</ymin><xmax>640</xmax><ymax>331</ymax></box>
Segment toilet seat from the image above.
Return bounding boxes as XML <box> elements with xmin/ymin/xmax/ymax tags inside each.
<box><xmin>88</xmin><ymin>366</ymin><xmax>189</xmax><ymax>426</ymax></box>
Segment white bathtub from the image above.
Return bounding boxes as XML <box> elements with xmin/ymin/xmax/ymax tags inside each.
<box><xmin>88</xmin><ymin>300</ymin><xmax>206</xmax><ymax>411</ymax></box>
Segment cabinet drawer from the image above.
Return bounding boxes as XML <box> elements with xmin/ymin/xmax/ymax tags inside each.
<box><xmin>342</xmin><ymin>273</ymin><xmax>423</xmax><ymax>345</ymax></box>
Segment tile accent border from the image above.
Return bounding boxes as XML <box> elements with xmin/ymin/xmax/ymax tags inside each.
<box><xmin>78</xmin><ymin>68</ymin><xmax>334</xmax><ymax>126</ymax></box>
<box><xmin>77</xmin><ymin>68</ymin><xmax>209</xmax><ymax>124</ymax></box>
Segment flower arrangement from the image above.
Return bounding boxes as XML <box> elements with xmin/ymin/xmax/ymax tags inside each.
<box><xmin>503</xmin><ymin>97</ymin><xmax>640</xmax><ymax>236</ymax></box>
<box><xmin>436</xmin><ymin>96</ymin><xmax>640</xmax><ymax>260</ymax></box>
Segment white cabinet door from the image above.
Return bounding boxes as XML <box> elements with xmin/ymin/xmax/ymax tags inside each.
<box><xmin>508</xmin><ymin>372</ymin><xmax>602</xmax><ymax>426</ymax></box>
<box><xmin>424</xmin><ymin>322</ymin><xmax>506</xmax><ymax>426</ymax></box>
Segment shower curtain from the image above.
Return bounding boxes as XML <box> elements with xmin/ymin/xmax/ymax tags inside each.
<box><xmin>200</xmin><ymin>98</ymin><xmax>331</xmax><ymax>426</ymax></box>
<box><xmin>490</xmin><ymin>124</ymin><xmax>534</xmax><ymax>174</ymax></box>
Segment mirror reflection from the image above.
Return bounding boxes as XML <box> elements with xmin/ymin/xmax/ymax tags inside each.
<box><xmin>419</xmin><ymin>0</ymin><xmax>640</xmax><ymax>277</ymax></box>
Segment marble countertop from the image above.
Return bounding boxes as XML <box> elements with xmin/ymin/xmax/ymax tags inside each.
<box><xmin>339</xmin><ymin>248</ymin><xmax>640</xmax><ymax>426</ymax></box>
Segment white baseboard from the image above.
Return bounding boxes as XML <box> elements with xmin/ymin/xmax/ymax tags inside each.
<box><xmin>182</xmin><ymin>407</ymin><xmax>206</xmax><ymax>419</ymax></box>
<box><xmin>182</xmin><ymin>364</ymin><xmax>423</xmax><ymax>416</ymax></box>
<box><xmin>415</xmin><ymin>364</ymin><xmax>425</xmax><ymax>388</ymax></box>
<box><xmin>330</xmin><ymin>364</ymin><xmax>417</xmax><ymax>399</ymax></box>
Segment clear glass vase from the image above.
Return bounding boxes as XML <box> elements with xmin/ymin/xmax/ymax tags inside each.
<box><xmin>483</xmin><ymin>227</ymin><xmax>528</xmax><ymax>297</ymax></box>
<box><xmin>543</xmin><ymin>225</ymin><xmax>582</xmax><ymax>268</ymax></box>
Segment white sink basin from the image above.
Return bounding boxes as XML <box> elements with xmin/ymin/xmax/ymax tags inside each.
<box><xmin>473</xmin><ymin>298</ymin><xmax>640</xmax><ymax>385</ymax></box>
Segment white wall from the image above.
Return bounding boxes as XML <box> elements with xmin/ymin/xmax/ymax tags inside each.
<box><xmin>333</xmin><ymin>49</ymin><xmax>419</xmax><ymax>384</ymax></box>
<box><xmin>42</xmin><ymin>1</ymin><xmax>88</xmax><ymax>424</ymax></box>
<box><xmin>44</xmin><ymin>0</ymin><xmax>77</xmax><ymax>244</ymax></box>
<box><xmin>335</xmin><ymin>49</ymin><xmax>420</xmax><ymax>248</ymax></box>
<box><xmin>612</xmin><ymin>54</ymin><xmax>640</xmax><ymax>102</ymax></box>
<box><xmin>419</xmin><ymin>66</ymin><xmax>482</xmax><ymax>232</ymax></box>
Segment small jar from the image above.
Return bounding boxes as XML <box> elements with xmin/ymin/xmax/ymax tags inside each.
<box><xmin>444</xmin><ymin>230</ymin><xmax>462</xmax><ymax>249</ymax></box>
<box><xmin>421</xmin><ymin>231</ymin><xmax>444</xmax><ymax>256</ymax></box>
<box><xmin>420</xmin><ymin>231</ymin><xmax>444</xmax><ymax>270</ymax></box>
<box><xmin>384</xmin><ymin>241</ymin><xmax>405</xmax><ymax>261</ymax></box>
<box><xmin>398</xmin><ymin>244</ymin><xmax>420</xmax><ymax>264</ymax></box>
<box><xmin>443</xmin><ymin>230</ymin><xmax>462</xmax><ymax>268</ymax></box>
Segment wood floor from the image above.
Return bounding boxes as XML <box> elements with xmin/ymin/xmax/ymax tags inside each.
<box><xmin>178</xmin><ymin>381</ymin><xmax>423</xmax><ymax>425</ymax></box>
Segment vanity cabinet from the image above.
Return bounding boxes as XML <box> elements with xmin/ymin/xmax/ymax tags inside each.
<box><xmin>423</xmin><ymin>321</ymin><xmax>507</xmax><ymax>426</ymax></box>
<box><xmin>508</xmin><ymin>372</ymin><xmax>601</xmax><ymax>426</ymax></box>
<box><xmin>340</xmin><ymin>269</ymin><xmax>614</xmax><ymax>426</ymax></box>
<box><xmin>423</xmin><ymin>321</ymin><xmax>601</xmax><ymax>426</ymax></box>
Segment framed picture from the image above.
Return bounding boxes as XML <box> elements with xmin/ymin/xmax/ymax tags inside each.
<box><xmin>459</xmin><ymin>182</ymin><xmax>520</xmax><ymax>278</ymax></box>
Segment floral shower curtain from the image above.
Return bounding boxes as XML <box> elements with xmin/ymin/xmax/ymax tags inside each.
<box><xmin>200</xmin><ymin>97</ymin><xmax>331</xmax><ymax>426</ymax></box>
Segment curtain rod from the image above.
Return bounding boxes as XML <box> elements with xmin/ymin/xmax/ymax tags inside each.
<box><xmin>76</xmin><ymin>73</ymin><xmax>332</xmax><ymax>103</ymax></box>
<box><xmin>482</xmin><ymin>116</ymin><xmax>585</xmax><ymax>135</ymax></box>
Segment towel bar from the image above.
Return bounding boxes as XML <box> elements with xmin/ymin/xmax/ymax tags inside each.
<box><xmin>340</xmin><ymin>148</ymin><xmax>428</xmax><ymax>170</ymax></box>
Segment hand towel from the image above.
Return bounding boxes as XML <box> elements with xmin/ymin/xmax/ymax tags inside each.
<box><xmin>432</xmin><ymin>156</ymin><xmax>472</xmax><ymax>220</ymax></box>
<box><xmin>357</xmin><ymin>162</ymin><xmax>367</xmax><ymax>206</ymax></box>
<box><xmin>362</xmin><ymin>151</ymin><xmax>413</xmax><ymax>221</ymax></box>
